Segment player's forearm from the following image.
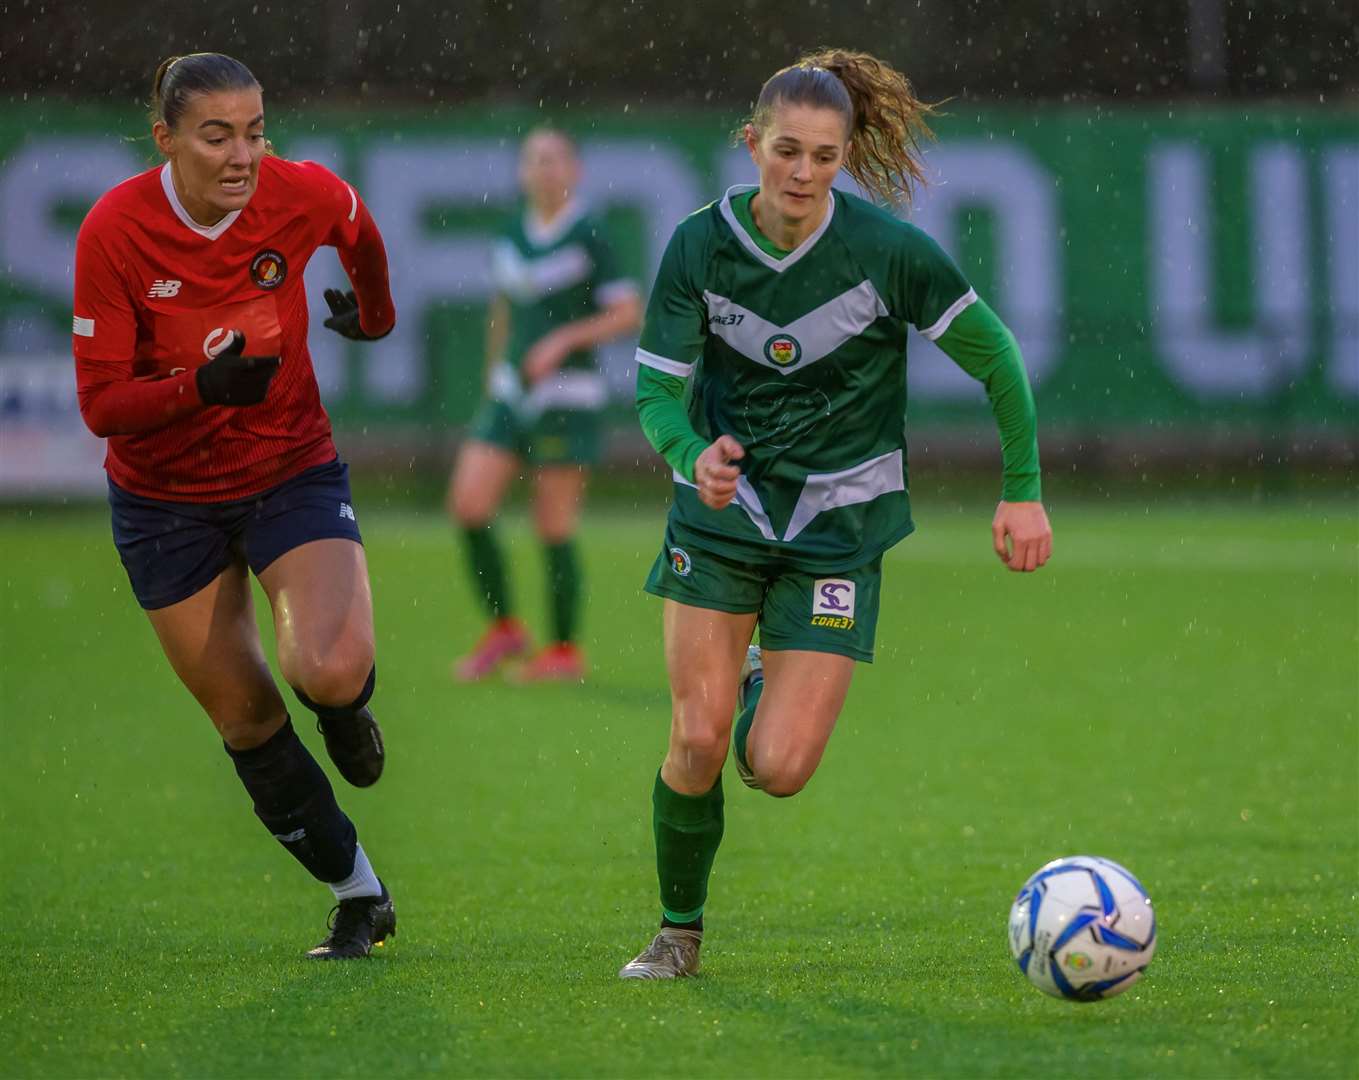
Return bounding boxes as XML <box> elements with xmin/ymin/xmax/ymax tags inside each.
<box><xmin>76</xmin><ymin>366</ymin><xmax>204</xmax><ymax>437</ymax></box>
<box><xmin>935</xmin><ymin>300</ymin><xmax>1042</xmax><ymax>502</ymax></box>
<box><xmin>556</xmin><ymin>295</ymin><xmax>643</xmax><ymax>353</ymax></box>
<box><xmin>337</xmin><ymin>203</ymin><xmax>396</xmax><ymax>339</ymax></box>
<box><xmin>635</xmin><ymin>364</ymin><xmax>707</xmax><ymax>483</ymax></box>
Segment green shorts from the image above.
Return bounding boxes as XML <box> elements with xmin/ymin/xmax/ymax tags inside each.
<box><xmin>469</xmin><ymin>399</ymin><xmax>602</xmax><ymax>466</ymax></box>
<box><xmin>643</xmin><ymin>528</ymin><xmax>883</xmax><ymax>662</ymax></box>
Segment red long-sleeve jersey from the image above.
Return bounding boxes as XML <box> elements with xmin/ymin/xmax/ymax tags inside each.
<box><xmin>72</xmin><ymin>155</ymin><xmax>395</xmax><ymax>501</ymax></box>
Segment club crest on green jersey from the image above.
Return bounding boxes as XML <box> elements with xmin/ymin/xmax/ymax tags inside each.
<box><xmin>669</xmin><ymin>547</ymin><xmax>692</xmax><ymax>576</ymax></box>
<box><xmin>763</xmin><ymin>333</ymin><xmax>802</xmax><ymax>367</ymax></box>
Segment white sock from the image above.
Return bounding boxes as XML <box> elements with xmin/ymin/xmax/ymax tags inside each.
<box><xmin>329</xmin><ymin>844</ymin><xmax>382</xmax><ymax>901</ymax></box>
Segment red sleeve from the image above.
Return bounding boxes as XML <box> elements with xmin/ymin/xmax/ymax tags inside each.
<box><xmin>339</xmin><ymin>201</ymin><xmax>396</xmax><ymax>338</ymax></box>
<box><xmin>305</xmin><ymin>163</ymin><xmax>396</xmax><ymax>338</ymax></box>
<box><xmin>72</xmin><ymin>217</ymin><xmax>204</xmax><ymax>437</ymax></box>
<box><xmin>76</xmin><ymin>361</ymin><xmax>203</xmax><ymax>438</ymax></box>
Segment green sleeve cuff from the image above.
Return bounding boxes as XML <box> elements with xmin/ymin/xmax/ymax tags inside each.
<box><xmin>635</xmin><ymin>364</ymin><xmax>707</xmax><ymax>483</ymax></box>
<box><xmin>935</xmin><ymin>299</ymin><xmax>1042</xmax><ymax>502</ymax></box>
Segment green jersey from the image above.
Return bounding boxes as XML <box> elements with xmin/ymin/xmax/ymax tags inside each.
<box><xmin>488</xmin><ymin>201</ymin><xmax>636</xmax><ymax>415</ymax></box>
<box><xmin>635</xmin><ymin>185</ymin><xmax>1039</xmax><ymax>572</ymax></box>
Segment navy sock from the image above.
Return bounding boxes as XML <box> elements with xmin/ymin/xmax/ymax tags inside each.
<box><xmin>294</xmin><ymin>664</ymin><xmax>375</xmax><ymax>723</ymax></box>
<box><xmin>226</xmin><ymin>717</ymin><xmax>358</xmax><ymax>883</ymax></box>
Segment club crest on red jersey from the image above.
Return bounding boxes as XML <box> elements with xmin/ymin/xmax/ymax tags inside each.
<box><xmin>250</xmin><ymin>249</ymin><xmax>287</xmax><ymax>290</ymax></box>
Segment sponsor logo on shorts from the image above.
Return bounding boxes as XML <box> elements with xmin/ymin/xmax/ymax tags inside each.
<box><xmin>811</xmin><ymin>577</ymin><xmax>856</xmax><ymax>630</ymax></box>
<box><xmin>72</xmin><ymin>315</ymin><xmax>95</xmax><ymax>337</ymax></box>
<box><xmin>669</xmin><ymin>546</ymin><xmax>692</xmax><ymax>577</ymax></box>
<box><xmin>147</xmin><ymin>279</ymin><xmax>182</xmax><ymax>298</ymax></box>
<box><xmin>340</xmin><ymin>502</ymin><xmax>356</xmax><ymax>521</ymax></box>
<box><xmin>250</xmin><ymin>249</ymin><xmax>287</xmax><ymax>289</ymax></box>
<box><xmin>764</xmin><ymin>333</ymin><xmax>802</xmax><ymax>367</ymax></box>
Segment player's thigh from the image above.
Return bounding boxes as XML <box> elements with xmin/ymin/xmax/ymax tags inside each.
<box><xmin>256</xmin><ymin>538</ymin><xmax>374</xmax><ymax>703</ymax></box>
<box><xmin>646</xmin><ymin>532</ymin><xmax>766</xmax><ymax>735</ymax></box>
<box><xmin>661</xmin><ymin>599</ymin><xmax>759</xmax><ymax>788</ymax></box>
<box><xmin>145</xmin><ymin>561</ymin><xmax>286</xmax><ymax>747</ymax></box>
<box><xmin>448</xmin><ymin>406</ymin><xmax>522</xmax><ymax>525</ymax></box>
<box><xmin>748</xmin><ymin>648</ymin><xmax>855</xmax><ymax>793</ymax></box>
<box><xmin>448</xmin><ymin>439</ymin><xmax>519</xmax><ymax>525</ymax></box>
<box><xmin>746</xmin><ymin>555</ymin><xmax>883</xmax><ymax>791</ymax></box>
<box><xmin>532</xmin><ymin>463</ymin><xmax>588</xmax><ymax>542</ymax></box>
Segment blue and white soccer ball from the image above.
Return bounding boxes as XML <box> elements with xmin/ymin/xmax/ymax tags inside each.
<box><xmin>1007</xmin><ymin>855</ymin><xmax>1157</xmax><ymax>1001</ymax></box>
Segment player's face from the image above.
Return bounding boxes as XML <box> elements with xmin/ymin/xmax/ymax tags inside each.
<box><xmin>154</xmin><ymin>88</ymin><xmax>267</xmax><ymax>226</ymax></box>
<box><xmin>745</xmin><ymin>104</ymin><xmax>847</xmax><ymax>227</ymax></box>
<box><xmin>519</xmin><ymin>132</ymin><xmax>580</xmax><ymax>213</ymax></box>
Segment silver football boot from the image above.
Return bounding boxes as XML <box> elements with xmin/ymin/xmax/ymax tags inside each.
<box><xmin>733</xmin><ymin>644</ymin><xmax>764</xmax><ymax>789</ymax></box>
<box><xmin>618</xmin><ymin>926</ymin><xmax>703</xmax><ymax>979</ymax></box>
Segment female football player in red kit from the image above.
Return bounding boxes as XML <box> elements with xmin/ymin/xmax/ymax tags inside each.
<box><xmin>73</xmin><ymin>52</ymin><xmax>397</xmax><ymax>959</ymax></box>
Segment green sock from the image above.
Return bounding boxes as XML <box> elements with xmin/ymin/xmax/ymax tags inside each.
<box><xmin>545</xmin><ymin>539</ymin><xmax>580</xmax><ymax>642</ymax></box>
<box><xmin>652</xmin><ymin>771</ymin><xmax>724</xmax><ymax>923</ymax></box>
<box><xmin>733</xmin><ymin>674</ymin><xmax>765</xmax><ymax>776</ymax></box>
<box><xmin>462</xmin><ymin>524</ymin><xmax>511</xmax><ymax>619</ymax></box>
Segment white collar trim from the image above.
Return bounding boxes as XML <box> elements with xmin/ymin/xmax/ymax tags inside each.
<box><xmin>718</xmin><ymin>184</ymin><xmax>836</xmax><ymax>273</ymax></box>
<box><xmin>160</xmin><ymin>163</ymin><xmax>242</xmax><ymax>241</ymax></box>
<box><xmin>524</xmin><ymin>199</ymin><xmax>585</xmax><ymax>248</ymax></box>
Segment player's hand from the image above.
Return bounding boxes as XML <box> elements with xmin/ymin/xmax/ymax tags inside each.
<box><xmin>323</xmin><ymin>288</ymin><xmax>391</xmax><ymax>341</ymax></box>
<box><xmin>520</xmin><ymin>330</ymin><xmax>573</xmax><ymax>385</ymax></box>
<box><xmin>992</xmin><ymin>500</ymin><xmax>1053</xmax><ymax>573</ymax></box>
<box><xmin>694</xmin><ymin>435</ymin><xmax>745</xmax><ymax>510</ymax></box>
<box><xmin>195</xmin><ymin>331</ymin><xmax>280</xmax><ymax>406</ymax></box>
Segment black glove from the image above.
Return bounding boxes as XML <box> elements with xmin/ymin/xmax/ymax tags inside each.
<box><xmin>195</xmin><ymin>331</ymin><xmax>281</xmax><ymax>406</ymax></box>
<box><xmin>323</xmin><ymin>288</ymin><xmax>390</xmax><ymax>341</ymax></box>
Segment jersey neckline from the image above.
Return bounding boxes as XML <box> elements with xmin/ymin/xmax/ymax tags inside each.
<box><xmin>524</xmin><ymin>198</ymin><xmax>586</xmax><ymax>248</ymax></box>
<box><xmin>730</xmin><ymin>190</ymin><xmax>791</xmax><ymax>260</ymax></box>
<box><xmin>718</xmin><ymin>184</ymin><xmax>836</xmax><ymax>273</ymax></box>
<box><xmin>159</xmin><ymin>162</ymin><xmax>244</xmax><ymax>242</ymax></box>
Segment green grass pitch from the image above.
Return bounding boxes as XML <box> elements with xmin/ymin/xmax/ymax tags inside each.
<box><xmin>1</xmin><ymin>497</ymin><xmax>1355</xmax><ymax>1077</ymax></box>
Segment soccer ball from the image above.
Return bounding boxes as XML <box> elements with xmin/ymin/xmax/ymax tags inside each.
<box><xmin>1007</xmin><ymin>855</ymin><xmax>1156</xmax><ymax>1001</ymax></box>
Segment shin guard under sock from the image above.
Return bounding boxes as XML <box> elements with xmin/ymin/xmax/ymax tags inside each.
<box><xmin>653</xmin><ymin>771</ymin><xmax>724</xmax><ymax>924</ymax></box>
<box><xmin>226</xmin><ymin>717</ymin><xmax>358</xmax><ymax>884</ymax></box>
<box><xmin>463</xmin><ymin>523</ymin><xmax>512</xmax><ymax>619</ymax></box>
<box><xmin>544</xmin><ymin>539</ymin><xmax>581</xmax><ymax>643</ymax></box>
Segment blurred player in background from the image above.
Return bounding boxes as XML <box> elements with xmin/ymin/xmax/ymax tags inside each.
<box><xmin>619</xmin><ymin>49</ymin><xmax>1053</xmax><ymax>978</ymax></box>
<box><xmin>72</xmin><ymin>52</ymin><xmax>398</xmax><ymax>959</ymax></box>
<box><xmin>447</xmin><ymin>127</ymin><xmax>642</xmax><ymax>683</ymax></box>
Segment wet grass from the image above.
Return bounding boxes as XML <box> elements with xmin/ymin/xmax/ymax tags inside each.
<box><xmin>2</xmin><ymin>498</ymin><xmax>1355</xmax><ymax>1077</ymax></box>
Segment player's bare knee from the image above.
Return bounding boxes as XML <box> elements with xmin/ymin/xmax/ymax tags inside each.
<box><xmin>675</xmin><ymin>726</ymin><xmax>726</xmax><ymax>770</ymax></box>
<box><xmin>450</xmin><ymin>490</ymin><xmax>491</xmax><ymax>527</ymax></box>
<box><xmin>751</xmin><ymin>748</ymin><xmax>816</xmax><ymax>798</ymax></box>
<box><xmin>535</xmin><ymin>518</ymin><xmax>574</xmax><ymax>544</ymax></box>
<box><xmin>669</xmin><ymin>711</ymin><xmax>728</xmax><ymax>778</ymax></box>
<box><xmin>289</xmin><ymin>649</ymin><xmax>372</xmax><ymax>708</ymax></box>
<box><xmin>759</xmin><ymin>770</ymin><xmax>809</xmax><ymax>798</ymax></box>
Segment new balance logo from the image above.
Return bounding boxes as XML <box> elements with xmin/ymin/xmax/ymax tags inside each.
<box><xmin>147</xmin><ymin>279</ymin><xmax>182</xmax><ymax>298</ymax></box>
<box><xmin>339</xmin><ymin>502</ymin><xmax>356</xmax><ymax>521</ymax></box>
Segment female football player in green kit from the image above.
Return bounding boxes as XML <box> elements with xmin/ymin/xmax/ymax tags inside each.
<box><xmin>447</xmin><ymin>127</ymin><xmax>642</xmax><ymax>683</ymax></box>
<box><xmin>619</xmin><ymin>49</ymin><xmax>1052</xmax><ymax>978</ymax></box>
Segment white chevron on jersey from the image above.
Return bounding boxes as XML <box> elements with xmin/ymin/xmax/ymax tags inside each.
<box><xmin>702</xmin><ymin>280</ymin><xmax>889</xmax><ymax>377</ymax></box>
<box><xmin>491</xmin><ymin>240</ymin><xmax>593</xmax><ymax>303</ymax></box>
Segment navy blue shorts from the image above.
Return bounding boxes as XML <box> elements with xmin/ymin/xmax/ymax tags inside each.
<box><xmin>109</xmin><ymin>458</ymin><xmax>363</xmax><ymax>611</ymax></box>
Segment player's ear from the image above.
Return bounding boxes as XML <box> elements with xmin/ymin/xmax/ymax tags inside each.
<box><xmin>152</xmin><ymin>120</ymin><xmax>175</xmax><ymax>159</ymax></box>
<box><xmin>744</xmin><ymin>123</ymin><xmax>760</xmax><ymax>161</ymax></box>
